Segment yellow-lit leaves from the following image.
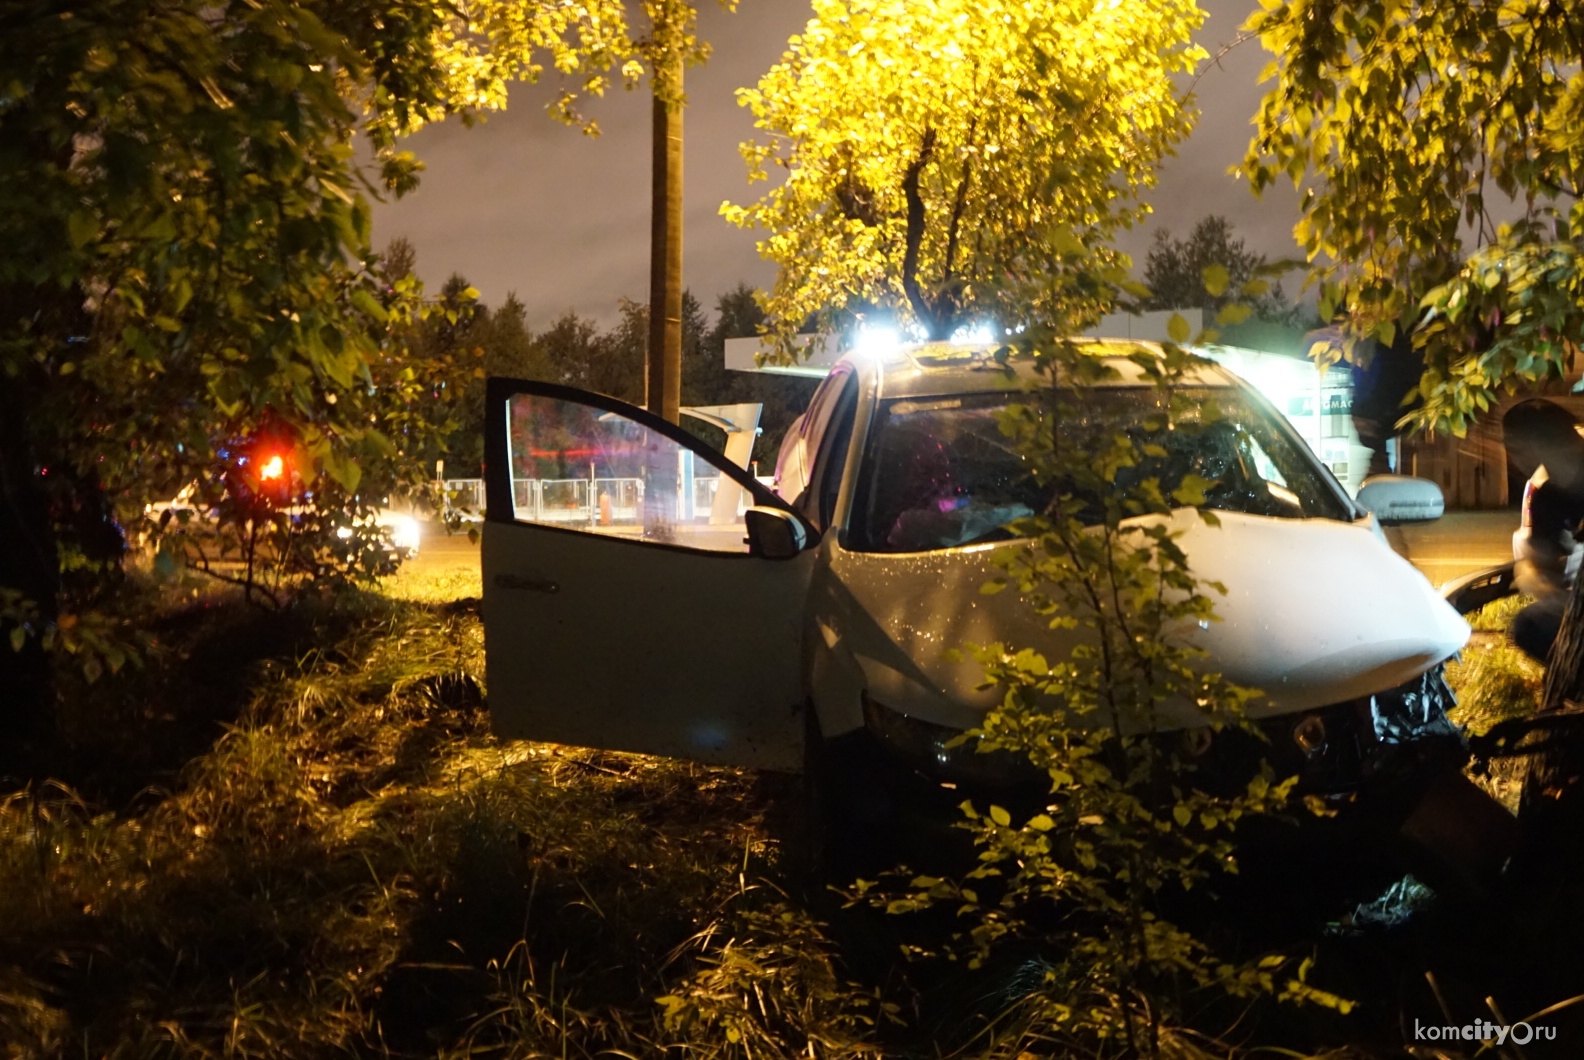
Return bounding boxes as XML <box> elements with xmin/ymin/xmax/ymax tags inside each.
<box><xmin>1215</xmin><ymin>303</ymin><xmax>1252</xmax><ymax>327</ymax></box>
<box><xmin>1201</xmin><ymin>262</ymin><xmax>1229</xmax><ymax>298</ymax></box>
<box><xmin>350</xmin><ymin>287</ymin><xmax>389</xmax><ymax>324</ymax></box>
<box><xmin>1244</xmin><ymin>0</ymin><xmax>1584</xmax><ymax>433</ymax></box>
<box><xmin>726</xmin><ymin>0</ymin><xmax>1204</xmax><ymax>356</ymax></box>
<box><xmin>1170</xmin><ymin>473</ymin><xmax>1215</xmax><ymax>508</ymax></box>
<box><xmin>1166</xmin><ymin>312</ymin><xmax>1191</xmax><ymax>344</ymax></box>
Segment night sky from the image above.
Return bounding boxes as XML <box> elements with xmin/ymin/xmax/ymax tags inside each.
<box><xmin>372</xmin><ymin>0</ymin><xmax>1300</xmax><ymax>328</ymax></box>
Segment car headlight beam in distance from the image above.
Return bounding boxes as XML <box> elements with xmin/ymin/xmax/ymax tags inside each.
<box><xmin>334</xmin><ymin>512</ymin><xmax>422</xmax><ymax>556</ymax></box>
<box><xmin>387</xmin><ymin>514</ymin><xmax>421</xmax><ymax>555</ymax></box>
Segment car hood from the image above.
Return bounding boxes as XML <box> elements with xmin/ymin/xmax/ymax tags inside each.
<box><xmin>821</xmin><ymin>509</ymin><xmax>1470</xmax><ymax>731</ymax></box>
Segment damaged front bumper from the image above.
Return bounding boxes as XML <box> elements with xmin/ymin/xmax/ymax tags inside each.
<box><xmin>864</xmin><ymin>667</ymin><xmax>1521</xmax><ymax>901</ymax></box>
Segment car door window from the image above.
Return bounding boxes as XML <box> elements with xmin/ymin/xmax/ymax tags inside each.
<box><xmin>801</xmin><ymin>373</ymin><xmax>859</xmax><ymax>531</ymax></box>
<box><xmin>501</xmin><ymin>387</ymin><xmax>783</xmax><ymax>553</ymax></box>
<box><xmin>783</xmin><ymin>366</ymin><xmax>852</xmax><ymax>507</ymax></box>
<box><xmin>482</xmin><ymin>379</ymin><xmax>815</xmax><ymax>770</ymax></box>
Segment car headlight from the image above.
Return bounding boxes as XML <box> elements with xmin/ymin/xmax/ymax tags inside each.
<box><xmin>1291</xmin><ymin>714</ymin><xmax>1328</xmax><ymax>758</ymax></box>
<box><xmin>388</xmin><ymin>514</ymin><xmax>421</xmax><ymax>554</ymax></box>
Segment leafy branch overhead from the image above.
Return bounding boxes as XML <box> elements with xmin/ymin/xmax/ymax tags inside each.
<box><xmin>1241</xmin><ymin>0</ymin><xmax>1584</xmax><ymax>434</ymax></box>
<box><xmin>723</xmin><ymin>0</ymin><xmax>1206</xmax><ymax>355</ymax></box>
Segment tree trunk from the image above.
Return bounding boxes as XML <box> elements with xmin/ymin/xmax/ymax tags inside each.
<box><xmin>899</xmin><ymin>129</ymin><xmax>943</xmax><ymax>339</ymax></box>
<box><xmin>646</xmin><ymin>46</ymin><xmax>684</xmax><ymax>427</ymax></box>
<box><xmin>1525</xmin><ymin>564</ymin><xmax>1584</xmax><ymax>849</ymax></box>
<box><xmin>1541</xmin><ymin>573</ymin><xmax>1584</xmax><ymax>714</ymax></box>
<box><xmin>0</xmin><ymin>355</ymin><xmax>59</xmax><ymax>758</ymax></box>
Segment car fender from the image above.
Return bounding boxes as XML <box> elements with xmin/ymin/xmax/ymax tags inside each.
<box><xmin>804</xmin><ymin>547</ymin><xmax>875</xmax><ymax>739</ymax></box>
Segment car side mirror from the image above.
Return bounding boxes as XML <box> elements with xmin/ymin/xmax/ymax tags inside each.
<box><xmin>745</xmin><ymin>507</ymin><xmax>809</xmax><ymax>559</ymax></box>
<box><xmin>1356</xmin><ymin>474</ymin><xmax>1445</xmax><ymax>524</ymax></box>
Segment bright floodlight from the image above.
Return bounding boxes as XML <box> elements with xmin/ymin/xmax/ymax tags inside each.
<box><xmin>854</xmin><ymin>325</ymin><xmax>900</xmax><ymax>358</ymax></box>
<box><xmin>951</xmin><ymin>323</ymin><xmax>995</xmax><ymax>345</ymax></box>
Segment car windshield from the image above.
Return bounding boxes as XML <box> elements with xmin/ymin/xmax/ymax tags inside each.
<box><xmin>849</xmin><ymin>386</ymin><xmax>1353</xmax><ymax>552</ymax></box>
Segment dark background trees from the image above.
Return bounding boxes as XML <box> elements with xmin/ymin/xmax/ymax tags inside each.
<box><xmin>1140</xmin><ymin>215</ymin><xmax>1297</xmax><ymax>325</ymax></box>
<box><xmin>386</xmin><ymin>241</ymin><xmax>812</xmax><ymax>479</ymax></box>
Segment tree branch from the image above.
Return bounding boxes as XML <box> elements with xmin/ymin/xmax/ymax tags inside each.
<box><xmin>940</xmin><ymin>121</ymin><xmax>976</xmax><ymax>310</ymax></box>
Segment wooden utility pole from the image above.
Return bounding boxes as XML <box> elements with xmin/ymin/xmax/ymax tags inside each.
<box><xmin>646</xmin><ymin>18</ymin><xmax>684</xmax><ymax>426</ymax></box>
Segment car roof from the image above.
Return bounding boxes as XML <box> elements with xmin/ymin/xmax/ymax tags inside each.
<box><xmin>859</xmin><ymin>339</ymin><xmax>1240</xmax><ymax>400</ymax></box>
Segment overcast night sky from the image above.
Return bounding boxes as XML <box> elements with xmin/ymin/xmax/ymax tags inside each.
<box><xmin>371</xmin><ymin>0</ymin><xmax>1301</xmax><ymax>329</ymax></box>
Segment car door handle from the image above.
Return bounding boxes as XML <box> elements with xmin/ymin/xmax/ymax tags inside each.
<box><xmin>493</xmin><ymin>573</ymin><xmax>560</xmax><ymax>594</ymax></box>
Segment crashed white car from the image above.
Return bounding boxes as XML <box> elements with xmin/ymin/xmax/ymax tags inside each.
<box><xmin>482</xmin><ymin>343</ymin><xmax>1508</xmax><ymax>890</ymax></box>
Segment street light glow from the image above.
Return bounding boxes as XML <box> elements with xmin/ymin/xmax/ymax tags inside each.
<box><xmin>854</xmin><ymin>325</ymin><xmax>900</xmax><ymax>359</ymax></box>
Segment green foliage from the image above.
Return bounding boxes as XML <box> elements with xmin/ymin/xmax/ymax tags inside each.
<box><xmin>416</xmin><ymin>0</ymin><xmax>632</xmax><ymax>136</ymax></box>
<box><xmin>0</xmin><ymin>0</ymin><xmax>691</xmax><ymax>691</ymax></box>
<box><xmin>1447</xmin><ymin>637</ymin><xmax>1544</xmax><ymax>738</ymax></box>
<box><xmin>724</xmin><ymin>0</ymin><xmax>1205</xmax><ymax>351</ymax></box>
<box><xmin>859</xmin><ymin>330</ymin><xmax>1348</xmax><ymax>1056</ymax></box>
<box><xmin>1</xmin><ymin>573</ymin><xmax>1573</xmax><ymax>1058</ymax></box>
<box><xmin>0</xmin><ymin>0</ymin><xmax>445</xmax><ymax>464</ymax></box>
<box><xmin>1408</xmin><ymin>230</ymin><xmax>1584</xmax><ymax>435</ymax></box>
<box><xmin>1242</xmin><ymin>0</ymin><xmax>1584</xmax><ymax>434</ymax></box>
<box><xmin>0</xmin><ymin>586</ymin><xmax>150</xmax><ymax>684</ymax></box>
<box><xmin>0</xmin><ymin>1</ymin><xmax>446</xmax><ymax>673</ymax></box>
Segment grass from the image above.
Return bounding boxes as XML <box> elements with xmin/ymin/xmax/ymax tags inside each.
<box><xmin>4</xmin><ymin>570</ymin><xmax>1584</xmax><ymax>1058</ymax></box>
<box><xmin>0</xmin><ymin>569</ymin><xmax>809</xmax><ymax>1057</ymax></box>
<box><xmin>1445</xmin><ymin>596</ymin><xmax>1544</xmax><ymax>811</ymax></box>
<box><xmin>378</xmin><ymin>560</ymin><xmax>482</xmax><ymax>605</ymax></box>
<box><xmin>1463</xmin><ymin>592</ymin><xmax>1532</xmax><ymax>634</ymax></box>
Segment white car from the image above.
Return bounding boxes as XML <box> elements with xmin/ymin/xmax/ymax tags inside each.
<box><xmin>481</xmin><ymin>343</ymin><xmax>1508</xmax><ymax>890</ymax></box>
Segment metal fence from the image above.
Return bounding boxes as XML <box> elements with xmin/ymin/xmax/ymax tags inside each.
<box><xmin>505</xmin><ymin>474</ymin><xmax>737</xmax><ymax>525</ymax></box>
<box><xmin>456</xmin><ymin>473</ymin><xmax>756</xmax><ymax>525</ymax></box>
<box><xmin>440</xmin><ymin>478</ymin><xmax>484</xmax><ymax>515</ymax></box>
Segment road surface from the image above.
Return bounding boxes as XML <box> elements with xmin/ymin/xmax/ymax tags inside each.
<box><xmin>403</xmin><ymin>520</ymin><xmax>483</xmax><ymax>581</ymax></box>
<box><xmin>1384</xmin><ymin>509</ymin><xmax>1516</xmax><ymax>591</ymax></box>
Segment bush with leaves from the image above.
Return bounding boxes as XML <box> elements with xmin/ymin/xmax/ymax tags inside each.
<box><xmin>856</xmin><ymin>329</ymin><xmax>1351</xmax><ymax>1058</ymax></box>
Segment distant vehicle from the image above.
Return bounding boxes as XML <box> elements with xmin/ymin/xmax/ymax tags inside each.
<box><xmin>146</xmin><ymin>477</ymin><xmax>420</xmax><ymax>559</ymax></box>
<box><xmin>480</xmin><ymin>342</ymin><xmax>1510</xmax><ymax>893</ymax></box>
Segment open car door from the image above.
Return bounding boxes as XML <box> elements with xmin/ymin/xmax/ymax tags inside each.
<box><xmin>482</xmin><ymin>378</ymin><xmax>817</xmax><ymax>770</ymax></box>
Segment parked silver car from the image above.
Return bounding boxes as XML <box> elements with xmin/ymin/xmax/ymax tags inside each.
<box><xmin>481</xmin><ymin>341</ymin><xmax>1507</xmax><ymax>890</ymax></box>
